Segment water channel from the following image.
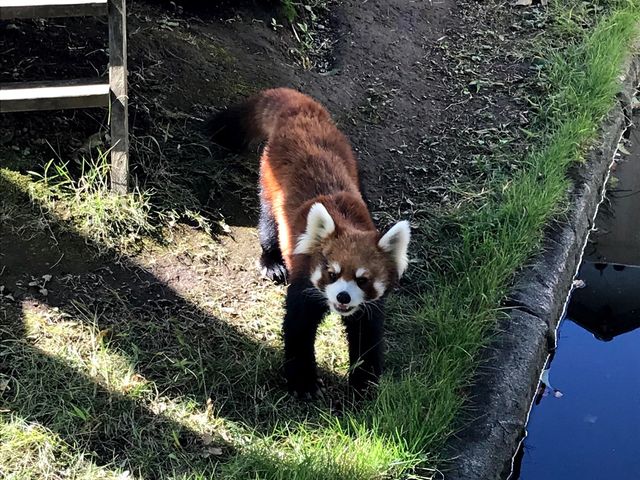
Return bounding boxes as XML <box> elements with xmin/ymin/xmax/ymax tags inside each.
<box><xmin>510</xmin><ymin>112</ymin><xmax>640</xmax><ymax>479</ymax></box>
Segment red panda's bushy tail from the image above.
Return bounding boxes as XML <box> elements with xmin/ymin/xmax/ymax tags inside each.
<box><xmin>204</xmin><ymin>88</ymin><xmax>328</xmax><ymax>151</ymax></box>
<box><xmin>204</xmin><ymin>97</ymin><xmax>259</xmax><ymax>151</ymax></box>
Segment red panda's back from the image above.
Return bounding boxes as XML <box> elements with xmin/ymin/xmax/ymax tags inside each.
<box><xmin>257</xmin><ymin>89</ymin><xmax>363</xmax><ymax>265</ymax></box>
<box><xmin>263</xmin><ymin>92</ymin><xmax>360</xmax><ymax>205</ymax></box>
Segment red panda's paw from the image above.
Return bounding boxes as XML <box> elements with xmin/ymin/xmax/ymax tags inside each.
<box><xmin>349</xmin><ymin>369</ymin><xmax>380</xmax><ymax>399</ymax></box>
<box><xmin>288</xmin><ymin>376</ymin><xmax>326</xmax><ymax>401</ymax></box>
<box><xmin>289</xmin><ymin>379</ymin><xmax>326</xmax><ymax>402</ymax></box>
<box><xmin>258</xmin><ymin>253</ymin><xmax>288</xmax><ymax>284</ymax></box>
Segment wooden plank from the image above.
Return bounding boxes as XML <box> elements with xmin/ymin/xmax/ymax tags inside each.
<box><xmin>108</xmin><ymin>0</ymin><xmax>129</xmax><ymax>194</ymax></box>
<box><xmin>0</xmin><ymin>0</ymin><xmax>107</xmax><ymax>19</ymax></box>
<box><xmin>0</xmin><ymin>78</ymin><xmax>109</xmax><ymax>112</ymax></box>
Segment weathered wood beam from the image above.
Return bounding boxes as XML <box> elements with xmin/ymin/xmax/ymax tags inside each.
<box><xmin>0</xmin><ymin>0</ymin><xmax>107</xmax><ymax>19</ymax></box>
<box><xmin>0</xmin><ymin>79</ymin><xmax>109</xmax><ymax>112</ymax></box>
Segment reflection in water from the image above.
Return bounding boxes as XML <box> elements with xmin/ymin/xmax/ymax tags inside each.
<box><xmin>567</xmin><ymin>262</ymin><xmax>640</xmax><ymax>341</ymax></box>
<box><xmin>510</xmin><ymin>264</ymin><xmax>640</xmax><ymax>479</ymax></box>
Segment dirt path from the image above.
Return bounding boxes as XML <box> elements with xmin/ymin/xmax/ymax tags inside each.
<box><xmin>309</xmin><ymin>0</ymin><xmax>456</xmax><ymax>206</ymax></box>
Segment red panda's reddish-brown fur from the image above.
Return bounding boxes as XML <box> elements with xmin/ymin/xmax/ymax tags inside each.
<box><xmin>208</xmin><ymin>88</ymin><xmax>383</xmax><ymax>279</ymax></box>
<box><xmin>206</xmin><ymin>88</ymin><xmax>410</xmax><ymax>397</ymax></box>
<box><xmin>255</xmin><ymin>90</ymin><xmax>365</xmax><ymax>269</ymax></box>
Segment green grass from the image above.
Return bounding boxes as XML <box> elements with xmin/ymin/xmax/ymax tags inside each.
<box><xmin>0</xmin><ymin>416</ymin><xmax>130</xmax><ymax>480</ymax></box>
<box><xmin>1</xmin><ymin>1</ymin><xmax>639</xmax><ymax>479</ymax></box>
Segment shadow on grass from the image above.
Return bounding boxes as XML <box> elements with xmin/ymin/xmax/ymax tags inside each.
<box><xmin>0</xmin><ymin>172</ymin><xmax>348</xmax><ymax>478</ymax></box>
<box><xmin>2</xmin><ymin>305</ymin><xmax>237</xmax><ymax>477</ymax></box>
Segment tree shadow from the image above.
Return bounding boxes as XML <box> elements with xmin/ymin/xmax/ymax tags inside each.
<box><xmin>0</xmin><ymin>173</ymin><xmax>348</xmax><ymax>477</ymax></box>
<box><xmin>2</xmin><ymin>304</ymin><xmax>236</xmax><ymax>477</ymax></box>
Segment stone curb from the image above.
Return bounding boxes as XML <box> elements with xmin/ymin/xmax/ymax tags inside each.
<box><xmin>443</xmin><ymin>51</ymin><xmax>640</xmax><ymax>480</ymax></box>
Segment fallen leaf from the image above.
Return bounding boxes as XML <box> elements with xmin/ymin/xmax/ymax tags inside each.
<box><xmin>96</xmin><ymin>328</ymin><xmax>111</xmax><ymax>344</ymax></box>
<box><xmin>219</xmin><ymin>221</ymin><xmax>231</xmax><ymax>234</ymax></box>
<box><xmin>618</xmin><ymin>144</ymin><xmax>631</xmax><ymax>155</ymax></box>
<box><xmin>207</xmin><ymin>447</ymin><xmax>223</xmax><ymax>456</ymax></box>
<box><xmin>540</xmin><ymin>368</ymin><xmax>559</xmax><ymax>393</ymax></box>
<box><xmin>151</xmin><ymin>401</ymin><xmax>168</xmax><ymax>414</ymax></box>
<box><xmin>0</xmin><ymin>377</ymin><xmax>10</xmax><ymax>393</ymax></box>
<box><xmin>572</xmin><ymin>279</ymin><xmax>586</xmax><ymax>289</ymax></box>
<box><xmin>540</xmin><ymin>368</ymin><xmax>551</xmax><ymax>387</ymax></box>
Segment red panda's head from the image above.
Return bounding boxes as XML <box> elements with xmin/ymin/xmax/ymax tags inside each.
<box><xmin>294</xmin><ymin>203</ymin><xmax>410</xmax><ymax>316</ymax></box>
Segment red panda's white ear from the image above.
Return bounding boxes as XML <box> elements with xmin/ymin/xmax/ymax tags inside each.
<box><xmin>378</xmin><ymin>220</ymin><xmax>411</xmax><ymax>278</ymax></box>
<box><xmin>294</xmin><ymin>203</ymin><xmax>336</xmax><ymax>255</ymax></box>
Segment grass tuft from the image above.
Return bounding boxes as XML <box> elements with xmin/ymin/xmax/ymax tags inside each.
<box><xmin>28</xmin><ymin>151</ymin><xmax>155</xmax><ymax>253</ymax></box>
<box><xmin>227</xmin><ymin>419</ymin><xmax>426</xmax><ymax>480</ymax></box>
<box><xmin>0</xmin><ymin>415</ymin><xmax>128</xmax><ymax>480</ymax></box>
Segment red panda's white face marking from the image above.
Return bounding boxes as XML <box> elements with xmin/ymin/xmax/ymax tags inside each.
<box><xmin>325</xmin><ymin>277</ymin><xmax>364</xmax><ymax>316</ymax></box>
<box><xmin>297</xmin><ymin>203</ymin><xmax>411</xmax><ymax>316</ymax></box>
<box><xmin>373</xmin><ymin>280</ymin><xmax>386</xmax><ymax>298</ymax></box>
<box><xmin>315</xmin><ymin>259</ymin><xmax>388</xmax><ymax>315</ymax></box>
<box><xmin>307</xmin><ymin>235</ymin><xmax>405</xmax><ymax>316</ymax></box>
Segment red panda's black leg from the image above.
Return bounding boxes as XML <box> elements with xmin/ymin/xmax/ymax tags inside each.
<box><xmin>343</xmin><ymin>300</ymin><xmax>385</xmax><ymax>393</ymax></box>
<box><xmin>258</xmin><ymin>194</ymin><xmax>287</xmax><ymax>283</ymax></box>
<box><xmin>283</xmin><ymin>279</ymin><xmax>328</xmax><ymax>399</ymax></box>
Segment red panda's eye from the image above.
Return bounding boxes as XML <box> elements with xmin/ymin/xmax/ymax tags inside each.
<box><xmin>328</xmin><ymin>271</ymin><xmax>338</xmax><ymax>282</ymax></box>
<box><xmin>356</xmin><ymin>277</ymin><xmax>368</xmax><ymax>288</ymax></box>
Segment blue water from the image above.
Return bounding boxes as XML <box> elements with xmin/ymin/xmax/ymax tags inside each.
<box><xmin>516</xmin><ymin>304</ymin><xmax>640</xmax><ymax>479</ymax></box>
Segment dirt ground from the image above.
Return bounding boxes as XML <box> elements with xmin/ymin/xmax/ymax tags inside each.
<box><xmin>1</xmin><ymin>0</ymin><xmax>546</xmax><ymax>475</ymax></box>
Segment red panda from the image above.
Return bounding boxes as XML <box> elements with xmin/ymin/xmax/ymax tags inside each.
<box><xmin>206</xmin><ymin>88</ymin><xmax>410</xmax><ymax>398</ymax></box>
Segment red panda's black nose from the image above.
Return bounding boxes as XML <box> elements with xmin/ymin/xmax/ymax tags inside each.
<box><xmin>337</xmin><ymin>292</ymin><xmax>351</xmax><ymax>304</ymax></box>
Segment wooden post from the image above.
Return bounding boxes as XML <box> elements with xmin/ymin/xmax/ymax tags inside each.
<box><xmin>108</xmin><ymin>0</ymin><xmax>129</xmax><ymax>194</ymax></box>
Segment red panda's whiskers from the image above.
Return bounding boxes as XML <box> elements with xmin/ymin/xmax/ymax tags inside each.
<box><xmin>363</xmin><ymin>299</ymin><xmax>384</xmax><ymax>316</ymax></box>
<box><xmin>301</xmin><ymin>287</ymin><xmax>324</xmax><ymax>299</ymax></box>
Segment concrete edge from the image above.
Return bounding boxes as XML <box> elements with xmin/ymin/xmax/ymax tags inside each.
<box><xmin>442</xmin><ymin>50</ymin><xmax>640</xmax><ymax>480</ymax></box>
